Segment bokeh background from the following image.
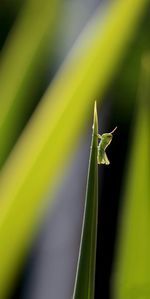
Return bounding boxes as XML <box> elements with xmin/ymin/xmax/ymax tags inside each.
<box><xmin>0</xmin><ymin>0</ymin><xmax>150</xmax><ymax>299</ymax></box>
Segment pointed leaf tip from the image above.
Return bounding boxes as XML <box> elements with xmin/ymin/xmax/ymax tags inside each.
<box><xmin>93</xmin><ymin>101</ymin><xmax>98</xmax><ymax>135</ymax></box>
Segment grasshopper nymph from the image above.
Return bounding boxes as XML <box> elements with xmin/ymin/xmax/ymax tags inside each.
<box><xmin>97</xmin><ymin>127</ymin><xmax>117</xmax><ymax>165</ymax></box>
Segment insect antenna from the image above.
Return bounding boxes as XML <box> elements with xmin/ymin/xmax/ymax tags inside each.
<box><xmin>110</xmin><ymin>126</ymin><xmax>117</xmax><ymax>134</ymax></box>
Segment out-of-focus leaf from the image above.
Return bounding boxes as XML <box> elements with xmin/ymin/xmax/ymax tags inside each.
<box><xmin>112</xmin><ymin>53</ymin><xmax>150</xmax><ymax>299</ymax></box>
<box><xmin>73</xmin><ymin>102</ymin><xmax>98</xmax><ymax>299</ymax></box>
<box><xmin>0</xmin><ymin>0</ymin><xmax>148</xmax><ymax>297</ymax></box>
<box><xmin>0</xmin><ymin>0</ymin><xmax>62</xmax><ymax>167</ymax></box>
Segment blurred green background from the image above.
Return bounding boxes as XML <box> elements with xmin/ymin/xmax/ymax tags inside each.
<box><xmin>0</xmin><ymin>0</ymin><xmax>150</xmax><ymax>298</ymax></box>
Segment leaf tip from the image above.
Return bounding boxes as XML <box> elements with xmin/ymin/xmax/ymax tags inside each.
<box><xmin>93</xmin><ymin>101</ymin><xmax>98</xmax><ymax>134</ymax></box>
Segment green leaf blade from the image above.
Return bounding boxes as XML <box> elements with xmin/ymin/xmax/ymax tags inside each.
<box><xmin>73</xmin><ymin>102</ymin><xmax>98</xmax><ymax>299</ymax></box>
<box><xmin>112</xmin><ymin>54</ymin><xmax>150</xmax><ymax>299</ymax></box>
<box><xmin>0</xmin><ymin>0</ymin><xmax>62</xmax><ymax>167</ymax></box>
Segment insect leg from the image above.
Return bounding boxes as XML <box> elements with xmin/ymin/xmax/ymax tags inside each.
<box><xmin>97</xmin><ymin>134</ymin><xmax>102</xmax><ymax>139</ymax></box>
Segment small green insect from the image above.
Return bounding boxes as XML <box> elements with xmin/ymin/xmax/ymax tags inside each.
<box><xmin>97</xmin><ymin>127</ymin><xmax>117</xmax><ymax>165</ymax></box>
